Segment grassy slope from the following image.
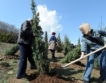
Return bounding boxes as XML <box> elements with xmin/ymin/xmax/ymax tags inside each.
<box><xmin>0</xmin><ymin>43</ymin><xmax>101</xmax><ymax>83</ymax></box>
<box><xmin>0</xmin><ymin>42</ymin><xmax>15</xmax><ymax>55</ymax></box>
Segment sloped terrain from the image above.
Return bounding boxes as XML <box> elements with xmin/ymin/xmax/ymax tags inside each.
<box><xmin>0</xmin><ymin>43</ymin><xmax>102</xmax><ymax>83</ymax></box>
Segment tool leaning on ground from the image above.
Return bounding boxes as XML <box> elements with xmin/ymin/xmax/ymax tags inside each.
<box><xmin>62</xmin><ymin>45</ymin><xmax>106</xmax><ymax>68</ymax></box>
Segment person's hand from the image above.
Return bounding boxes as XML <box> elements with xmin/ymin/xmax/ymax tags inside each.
<box><xmin>80</xmin><ymin>54</ymin><xmax>84</xmax><ymax>59</ymax></box>
<box><xmin>104</xmin><ymin>44</ymin><xmax>106</xmax><ymax>47</ymax></box>
<box><xmin>56</xmin><ymin>42</ymin><xmax>59</xmax><ymax>46</ymax></box>
<box><xmin>80</xmin><ymin>52</ymin><xmax>85</xmax><ymax>59</ymax></box>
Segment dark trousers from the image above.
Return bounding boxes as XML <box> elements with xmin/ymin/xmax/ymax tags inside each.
<box><xmin>17</xmin><ymin>44</ymin><xmax>35</xmax><ymax>78</ymax></box>
<box><xmin>50</xmin><ymin>50</ymin><xmax>55</xmax><ymax>58</ymax></box>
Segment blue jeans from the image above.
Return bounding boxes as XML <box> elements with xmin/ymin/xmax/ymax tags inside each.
<box><xmin>17</xmin><ymin>44</ymin><xmax>36</xmax><ymax>78</ymax></box>
<box><xmin>84</xmin><ymin>50</ymin><xmax>106</xmax><ymax>81</ymax></box>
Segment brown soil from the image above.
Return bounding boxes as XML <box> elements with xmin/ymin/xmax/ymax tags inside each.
<box><xmin>7</xmin><ymin>62</ymin><xmax>80</xmax><ymax>83</ymax></box>
<box><xmin>1</xmin><ymin>52</ymin><xmax>101</xmax><ymax>83</ymax></box>
<box><xmin>30</xmin><ymin>74</ymin><xmax>77</xmax><ymax>83</ymax></box>
<box><xmin>29</xmin><ymin>62</ymin><xmax>79</xmax><ymax>83</ymax></box>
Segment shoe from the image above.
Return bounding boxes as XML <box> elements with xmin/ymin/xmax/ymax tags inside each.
<box><xmin>16</xmin><ymin>73</ymin><xmax>28</xmax><ymax>79</ymax></box>
<box><xmin>52</xmin><ymin>56</ymin><xmax>56</xmax><ymax>59</ymax></box>
<box><xmin>84</xmin><ymin>80</ymin><xmax>89</xmax><ymax>83</ymax></box>
<box><xmin>99</xmin><ymin>77</ymin><xmax>106</xmax><ymax>83</ymax></box>
<box><xmin>30</xmin><ymin>66</ymin><xmax>37</xmax><ymax>69</ymax></box>
<box><xmin>103</xmin><ymin>79</ymin><xmax>106</xmax><ymax>83</ymax></box>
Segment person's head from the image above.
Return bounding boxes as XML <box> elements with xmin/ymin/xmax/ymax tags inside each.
<box><xmin>27</xmin><ymin>18</ymin><xmax>33</xmax><ymax>25</ymax></box>
<box><xmin>79</xmin><ymin>23</ymin><xmax>92</xmax><ymax>35</ymax></box>
<box><xmin>52</xmin><ymin>32</ymin><xmax>56</xmax><ymax>35</ymax></box>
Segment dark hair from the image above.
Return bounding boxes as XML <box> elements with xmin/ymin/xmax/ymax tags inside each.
<box><xmin>52</xmin><ymin>32</ymin><xmax>56</xmax><ymax>35</ymax></box>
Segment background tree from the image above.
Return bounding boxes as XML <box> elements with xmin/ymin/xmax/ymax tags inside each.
<box><xmin>77</xmin><ymin>38</ymin><xmax>80</xmax><ymax>46</ymax></box>
<box><xmin>0</xmin><ymin>21</ymin><xmax>18</xmax><ymax>43</ymax></box>
<box><xmin>60</xmin><ymin>46</ymin><xmax>80</xmax><ymax>63</ymax></box>
<box><xmin>44</xmin><ymin>31</ymin><xmax>48</xmax><ymax>56</ymax></box>
<box><xmin>98</xmin><ymin>16</ymin><xmax>105</xmax><ymax>43</ymax></box>
<box><xmin>56</xmin><ymin>33</ymin><xmax>63</xmax><ymax>52</ymax></box>
<box><xmin>31</xmin><ymin>0</ymin><xmax>49</xmax><ymax>74</ymax></box>
<box><xmin>63</xmin><ymin>35</ymin><xmax>72</xmax><ymax>55</ymax></box>
<box><xmin>4</xmin><ymin>44</ymin><xmax>19</xmax><ymax>56</ymax></box>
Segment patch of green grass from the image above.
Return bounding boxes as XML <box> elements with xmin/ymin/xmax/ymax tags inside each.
<box><xmin>0</xmin><ymin>59</ymin><xmax>33</xmax><ymax>83</ymax></box>
<box><xmin>0</xmin><ymin>42</ymin><xmax>15</xmax><ymax>55</ymax></box>
<box><xmin>66</xmin><ymin>68</ymin><xmax>84</xmax><ymax>81</ymax></box>
<box><xmin>0</xmin><ymin>59</ymin><xmax>18</xmax><ymax>83</ymax></box>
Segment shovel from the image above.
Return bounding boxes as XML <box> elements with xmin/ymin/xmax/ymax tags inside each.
<box><xmin>62</xmin><ymin>45</ymin><xmax>106</xmax><ymax>68</ymax></box>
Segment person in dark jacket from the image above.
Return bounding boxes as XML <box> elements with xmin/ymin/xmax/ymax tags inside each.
<box><xmin>16</xmin><ymin>18</ymin><xmax>36</xmax><ymax>79</ymax></box>
<box><xmin>48</xmin><ymin>32</ymin><xmax>57</xmax><ymax>59</ymax></box>
<box><xmin>79</xmin><ymin>23</ymin><xmax>106</xmax><ymax>83</ymax></box>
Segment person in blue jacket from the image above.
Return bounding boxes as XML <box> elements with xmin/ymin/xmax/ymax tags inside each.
<box><xmin>79</xmin><ymin>23</ymin><xmax>106</xmax><ymax>83</ymax></box>
<box><xmin>48</xmin><ymin>32</ymin><xmax>57</xmax><ymax>59</ymax></box>
<box><xmin>16</xmin><ymin>18</ymin><xmax>37</xmax><ymax>79</ymax></box>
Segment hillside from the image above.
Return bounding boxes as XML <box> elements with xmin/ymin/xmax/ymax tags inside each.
<box><xmin>0</xmin><ymin>42</ymin><xmax>15</xmax><ymax>56</ymax></box>
<box><xmin>0</xmin><ymin>43</ymin><xmax>102</xmax><ymax>83</ymax></box>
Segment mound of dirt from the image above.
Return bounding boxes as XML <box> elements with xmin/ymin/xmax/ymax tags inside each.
<box><xmin>29</xmin><ymin>62</ymin><xmax>79</xmax><ymax>83</ymax></box>
<box><xmin>30</xmin><ymin>74</ymin><xmax>77</xmax><ymax>83</ymax></box>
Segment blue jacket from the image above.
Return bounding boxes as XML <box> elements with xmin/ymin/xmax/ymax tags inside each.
<box><xmin>49</xmin><ymin>35</ymin><xmax>57</xmax><ymax>42</ymax></box>
<box><xmin>49</xmin><ymin>35</ymin><xmax>57</xmax><ymax>44</ymax></box>
<box><xmin>81</xmin><ymin>29</ymin><xmax>106</xmax><ymax>53</ymax></box>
